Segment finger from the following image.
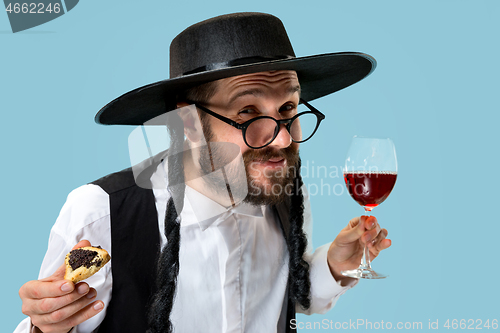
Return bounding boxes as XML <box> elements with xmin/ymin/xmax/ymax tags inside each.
<box><xmin>346</xmin><ymin>216</ymin><xmax>362</xmax><ymax>229</ymax></box>
<box><xmin>49</xmin><ymin>263</ymin><xmax>69</xmax><ymax>281</ymax></box>
<box><xmin>362</xmin><ymin>223</ymin><xmax>382</xmax><ymax>244</ymax></box>
<box><xmin>338</xmin><ymin>216</ymin><xmax>367</xmax><ymax>243</ymax></box>
<box><xmin>40</xmin><ymin>300</ymin><xmax>104</xmax><ymax>331</ymax></box>
<box><xmin>368</xmin><ymin>229</ymin><xmax>388</xmax><ymax>248</ymax></box>
<box><xmin>369</xmin><ymin>232</ymin><xmax>391</xmax><ymax>261</ymax></box>
<box><xmin>33</xmin><ymin>286</ymin><xmax>97</xmax><ymax>326</ymax></box>
<box><xmin>368</xmin><ymin>239</ymin><xmax>391</xmax><ymax>260</ymax></box>
<box><xmin>20</xmin><ymin>278</ymin><xmax>76</xmax><ymax>300</ymax></box>
<box><xmin>30</xmin><ymin>284</ymin><xmax>91</xmax><ymax>316</ymax></box>
<box><xmin>376</xmin><ymin>238</ymin><xmax>392</xmax><ymax>251</ymax></box>
<box><xmin>363</xmin><ymin>216</ymin><xmax>378</xmax><ymax>230</ymax></box>
<box><xmin>72</xmin><ymin>240</ymin><xmax>92</xmax><ymax>250</ymax></box>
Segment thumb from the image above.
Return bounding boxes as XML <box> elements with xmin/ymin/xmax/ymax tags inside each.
<box><xmin>71</xmin><ymin>239</ymin><xmax>92</xmax><ymax>251</ymax></box>
<box><xmin>337</xmin><ymin>216</ymin><xmax>368</xmax><ymax>244</ymax></box>
<box><xmin>49</xmin><ymin>240</ymin><xmax>93</xmax><ymax>280</ymax></box>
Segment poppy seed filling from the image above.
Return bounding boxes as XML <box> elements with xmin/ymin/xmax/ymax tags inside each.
<box><xmin>69</xmin><ymin>249</ymin><xmax>102</xmax><ymax>270</ymax></box>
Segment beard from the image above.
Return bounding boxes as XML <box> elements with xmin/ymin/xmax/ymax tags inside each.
<box><xmin>242</xmin><ymin>146</ymin><xmax>299</xmax><ymax>206</ymax></box>
<box><xmin>197</xmin><ymin>117</ymin><xmax>300</xmax><ymax>206</ymax></box>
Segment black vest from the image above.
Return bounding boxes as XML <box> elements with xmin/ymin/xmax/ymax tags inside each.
<box><xmin>91</xmin><ymin>165</ymin><xmax>296</xmax><ymax>332</ymax></box>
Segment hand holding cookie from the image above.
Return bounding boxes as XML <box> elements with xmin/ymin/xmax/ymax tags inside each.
<box><xmin>19</xmin><ymin>240</ymin><xmax>107</xmax><ymax>333</ymax></box>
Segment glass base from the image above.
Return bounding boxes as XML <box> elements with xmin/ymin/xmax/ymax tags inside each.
<box><xmin>341</xmin><ymin>266</ymin><xmax>387</xmax><ymax>279</ymax></box>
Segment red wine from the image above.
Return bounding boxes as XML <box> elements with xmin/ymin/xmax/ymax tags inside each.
<box><xmin>344</xmin><ymin>172</ymin><xmax>397</xmax><ymax>211</ymax></box>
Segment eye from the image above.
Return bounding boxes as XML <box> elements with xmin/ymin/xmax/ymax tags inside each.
<box><xmin>238</xmin><ymin>108</ymin><xmax>258</xmax><ymax>115</ymax></box>
<box><xmin>279</xmin><ymin>103</ymin><xmax>296</xmax><ymax>114</ymax></box>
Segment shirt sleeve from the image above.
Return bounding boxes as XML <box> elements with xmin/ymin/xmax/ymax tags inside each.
<box><xmin>12</xmin><ymin>317</ymin><xmax>31</xmax><ymax>333</ymax></box>
<box><xmin>13</xmin><ymin>184</ymin><xmax>113</xmax><ymax>333</ymax></box>
<box><xmin>296</xmin><ymin>185</ymin><xmax>358</xmax><ymax>315</ymax></box>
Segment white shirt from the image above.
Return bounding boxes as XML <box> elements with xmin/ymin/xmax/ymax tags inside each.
<box><xmin>15</xmin><ymin>161</ymin><xmax>356</xmax><ymax>333</ymax></box>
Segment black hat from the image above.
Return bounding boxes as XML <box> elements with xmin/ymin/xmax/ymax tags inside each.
<box><xmin>95</xmin><ymin>12</ymin><xmax>376</xmax><ymax>125</ymax></box>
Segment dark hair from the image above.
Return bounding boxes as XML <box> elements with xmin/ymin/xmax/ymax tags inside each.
<box><xmin>286</xmin><ymin>157</ymin><xmax>311</xmax><ymax>309</ymax></box>
<box><xmin>146</xmin><ymin>111</ymin><xmax>184</xmax><ymax>333</ymax></box>
<box><xmin>146</xmin><ymin>82</ymin><xmax>219</xmax><ymax>333</ymax></box>
<box><xmin>147</xmin><ymin>81</ymin><xmax>310</xmax><ymax>332</ymax></box>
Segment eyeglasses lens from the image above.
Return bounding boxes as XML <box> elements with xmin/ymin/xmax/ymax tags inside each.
<box><xmin>245</xmin><ymin>111</ymin><xmax>319</xmax><ymax>148</ymax></box>
<box><xmin>246</xmin><ymin>118</ymin><xmax>279</xmax><ymax>148</ymax></box>
<box><xmin>292</xmin><ymin>112</ymin><xmax>319</xmax><ymax>142</ymax></box>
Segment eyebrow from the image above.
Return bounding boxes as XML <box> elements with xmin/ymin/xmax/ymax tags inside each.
<box><xmin>228</xmin><ymin>84</ymin><xmax>301</xmax><ymax>106</ymax></box>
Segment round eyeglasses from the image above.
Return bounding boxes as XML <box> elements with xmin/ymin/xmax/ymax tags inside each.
<box><xmin>194</xmin><ymin>99</ymin><xmax>325</xmax><ymax>149</ymax></box>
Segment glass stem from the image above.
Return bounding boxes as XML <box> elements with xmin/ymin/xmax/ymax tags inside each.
<box><xmin>360</xmin><ymin>211</ymin><xmax>372</xmax><ymax>269</ymax></box>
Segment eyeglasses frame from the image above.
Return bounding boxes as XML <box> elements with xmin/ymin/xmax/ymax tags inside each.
<box><xmin>193</xmin><ymin>99</ymin><xmax>326</xmax><ymax>149</ymax></box>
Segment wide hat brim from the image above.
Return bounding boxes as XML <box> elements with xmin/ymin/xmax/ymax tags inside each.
<box><xmin>95</xmin><ymin>52</ymin><xmax>376</xmax><ymax>125</ymax></box>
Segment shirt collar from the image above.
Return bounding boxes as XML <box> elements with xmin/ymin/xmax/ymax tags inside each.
<box><xmin>183</xmin><ymin>185</ymin><xmax>264</xmax><ymax>231</ymax></box>
<box><xmin>158</xmin><ymin>159</ymin><xmax>263</xmax><ymax>231</ymax></box>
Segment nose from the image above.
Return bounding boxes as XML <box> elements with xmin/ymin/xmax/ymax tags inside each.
<box><xmin>268</xmin><ymin>123</ymin><xmax>292</xmax><ymax>149</ymax></box>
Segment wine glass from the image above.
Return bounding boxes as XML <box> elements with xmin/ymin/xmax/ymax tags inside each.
<box><xmin>342</xmin><ymin>136</ymin><xmax>397</xmax><ymax>279</ymax></box>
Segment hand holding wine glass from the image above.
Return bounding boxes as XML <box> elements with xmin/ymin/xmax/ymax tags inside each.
<box><xmin>340</xmin><ymin>136</ymin><xmax>397</xmax><ymax>279</ymax></box>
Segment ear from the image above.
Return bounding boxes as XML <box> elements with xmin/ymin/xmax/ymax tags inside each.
<box><xmin>176</xmin><ymin>103</ymin><xmax>203</xmax><ymax>143</ymax></box>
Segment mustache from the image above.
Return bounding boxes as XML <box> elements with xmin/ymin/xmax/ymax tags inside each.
<box><xmin>243</xmin><ymin>146</ymin><xmax>299</xmax><ymax>165</ymax></box>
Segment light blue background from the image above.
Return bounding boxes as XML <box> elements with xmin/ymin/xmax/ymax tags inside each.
<box><xmin>2</xmin><ymin>1</ymin><xmax>499</xmax><ymax>331</ymax></box>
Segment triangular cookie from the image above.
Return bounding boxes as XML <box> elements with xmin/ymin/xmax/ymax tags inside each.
<box><xmin>64</xmin><ymin>246</ymin><xmax>111</xmax><ymax>283</ymax></box>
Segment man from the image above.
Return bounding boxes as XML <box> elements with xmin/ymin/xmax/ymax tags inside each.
<box><xmin>16</xmin><ymin>12</ymin><xmax>390</xmax><ymax>333</ymax></box>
